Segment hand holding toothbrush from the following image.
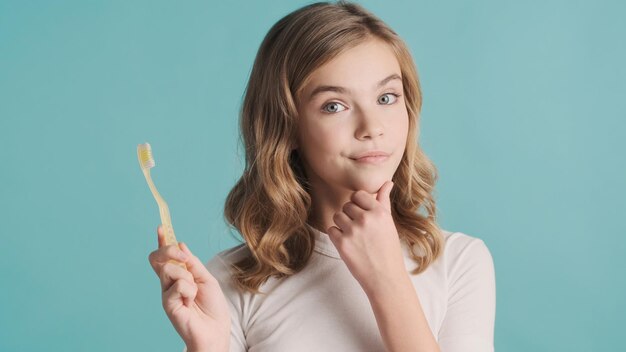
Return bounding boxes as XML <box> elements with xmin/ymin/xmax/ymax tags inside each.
<box><xmin>138</xmin><ymin>143</ymin><xmax>230</xmax><ymax>351</ymax></box>
<box><xmin>148</xmin><ymin>225</ymin><xmax>231</xmax><ymax>352</ymax></box>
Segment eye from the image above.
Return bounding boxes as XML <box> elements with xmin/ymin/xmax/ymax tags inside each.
<box><xmin>321</xmin><ymin>101</ymin><xmax>347</xmax><ymax>114</ymax></box>
<box><xmin>378</xmin><ymin>93</ymin><xmax>401</xmax><ymax>105</ymax></box>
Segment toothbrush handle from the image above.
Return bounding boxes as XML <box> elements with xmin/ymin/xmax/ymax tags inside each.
<box><xmin>161</xmin><ymin>222</ymin><xmax>187</xmax><ymax>270</ymax></box>
<box><xmin>143</xmin><ymin>170</ymin><xmax>187</xmax><ymax>270</ymax></box>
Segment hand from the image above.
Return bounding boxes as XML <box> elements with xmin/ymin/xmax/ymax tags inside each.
<box><xmin>148</xmin><ymin>225</ymin><xmax>231</xmax><ymax>352</ymax></box>
<box><xmin>327</xmin><ymin>181</ymin><xmax>407</xmax><ymax>295</ymax></box>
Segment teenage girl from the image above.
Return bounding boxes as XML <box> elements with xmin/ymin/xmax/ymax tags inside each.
<box><xmin>148</xmin><ymin>1</ymin><xmax>496</xmax><ymax>351</ymax></box>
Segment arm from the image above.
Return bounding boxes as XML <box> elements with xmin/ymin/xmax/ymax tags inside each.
<box><xmin>364</xmin><ymin>272</ymin><xmax>440</xmax><ymax>352</ymax></box>
<box><xmin>326</xmin><ymin>183</ymin><xmax>440</xmax><ymax>352</ymax></box>
<box><xmin>183</xmin><ymin>344</ymin><xmax>228</xmax><ymax>352</ymax></box>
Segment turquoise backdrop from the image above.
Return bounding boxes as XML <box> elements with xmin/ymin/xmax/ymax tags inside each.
<box><xmin>1</xmin><ymin>0</ymin><xmax>624</xmax><ymax>351</ymax></box>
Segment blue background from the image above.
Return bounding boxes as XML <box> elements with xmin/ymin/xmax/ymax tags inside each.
<box><xmin>1</xmin><ymin>0</ymin><xmax>624</xmax><ymax>350</ymax></box>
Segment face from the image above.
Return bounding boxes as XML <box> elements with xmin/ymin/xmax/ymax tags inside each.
<box><xmin>295</xmin><ymin>38</ymin><xmax>409</xmax><ymax>196</ymax></box>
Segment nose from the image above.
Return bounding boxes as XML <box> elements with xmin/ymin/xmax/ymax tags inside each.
<box><xmin>354</xmin><ymin>107</ymin><xmax>384</xmax><ymax>140</ymax></box>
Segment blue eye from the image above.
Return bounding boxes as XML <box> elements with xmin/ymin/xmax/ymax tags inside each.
<box><xmin>322</xmin><ymin>102</ymin><xmax>347</xmax><ymax>114</ymax></box>
<box><xmin>321</xmin><ymin>93</ymin><xmax>401</xmax><ymax>114</ymax></box>
<box><xmin>378</xmin><ymin>93</ymin><xmax>400</xmax><ymax>105</ymax></box>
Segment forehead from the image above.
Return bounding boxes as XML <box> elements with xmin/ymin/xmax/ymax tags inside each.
<box><xmin>300</xmin><ymin>39</ymin><xmax>402</xmax><ymax>98</ymax></box>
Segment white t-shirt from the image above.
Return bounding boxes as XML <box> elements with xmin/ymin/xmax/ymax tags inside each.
<box><xmin>183</xmin><ymin>227</ymin><xmax>496</xmax><ymax>352</ymax></box>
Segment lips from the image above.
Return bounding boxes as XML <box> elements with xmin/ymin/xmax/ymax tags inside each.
<box><xmin>350</xmin><ymin>150</ymin><xmax>390</xmax><ymax>160</ymax></box>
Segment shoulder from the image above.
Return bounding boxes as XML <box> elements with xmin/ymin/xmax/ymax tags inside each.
<box><xmin>439</xmin><ymin>229</ymin><xmax>496</xmax><ymax>287</ymax></box>
<box><xmin>205</xmin><ymin>243</ymin><xmax>250</xmax><ymax>280</ymax></box>
<box><xmin>202</xmin><ymin>243</ymin><xmax>253</xmax><ymax>308</ymax></box>
<box><xmin>440</xmin><ymin>229</ymin><xmax>494</xmax><ymax>264</ymax></box>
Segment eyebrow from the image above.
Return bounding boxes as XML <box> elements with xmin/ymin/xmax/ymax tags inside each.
<box><xmin>307</xmin><ymin>73</ymin><xmax>402</xmax><ymax>101</ymax></box>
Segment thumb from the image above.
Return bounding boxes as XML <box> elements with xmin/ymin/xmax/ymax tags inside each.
<box><xmin>376</xmin><ymin>181</ymin><xmax>394</xmax><ymax>212</ymax></box>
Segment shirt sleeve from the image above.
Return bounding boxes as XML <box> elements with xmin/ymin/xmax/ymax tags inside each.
<box><xmin>438</xmin><ymin>238</ymin><xmax>496</xmax><ymax>352</ymax></box>
<box><xmin>206</xmin><ymin>255</ymin><xmax>248</xmax><ymax>352</ymax></box>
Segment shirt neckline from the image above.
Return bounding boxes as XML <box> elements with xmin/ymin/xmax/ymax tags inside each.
<box><xmin>308</xmin><ymin>224</ymin><xmax>341</xmax><ymax>259</ymax></box>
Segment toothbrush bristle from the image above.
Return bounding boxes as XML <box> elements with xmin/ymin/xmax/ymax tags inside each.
<box><xmin>137</xmin><ymin>143</ymin><xmax>155</xmax><ymax>169</ymax></box>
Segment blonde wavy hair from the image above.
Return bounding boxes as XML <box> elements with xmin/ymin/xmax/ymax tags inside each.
<box><xmin>224</xmin><ymin>0</ymin><xmax>444</xmax><ymax>294</ymax></box>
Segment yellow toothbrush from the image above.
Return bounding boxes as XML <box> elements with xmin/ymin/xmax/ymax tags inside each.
<box><xmin>137</xmin><ymin>142</ymin><xmax>186</xmax><ymax>269</ymax></box>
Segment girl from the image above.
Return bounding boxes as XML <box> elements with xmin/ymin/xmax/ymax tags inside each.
<box><xmin>148</xmin><ymin>1</ymin><xmax>496</xmax><ymax>351</ymax></box>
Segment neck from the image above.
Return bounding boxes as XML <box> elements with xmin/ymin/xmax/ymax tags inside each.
<box><xmin>306</xmin><ymin>179</ymin><xmax>378</xmax><ymax>235</ymax></box>
<box><xmin>307</xmin><ymin>187</ymin><xmax>350</xmax><ymax>234</ymax></box>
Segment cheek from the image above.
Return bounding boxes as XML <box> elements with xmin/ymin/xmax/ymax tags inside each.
<box><xmin>299</xmin><ymin>122</ymin><xmax>347</xmax><ymax>165</ymax></box>
<box><xmin>401</xmin><ymin>118</ymin><xmax>409</xmax><ymax>139</ymax></box>
<box><xmin>390</xmin><ymin>109</ymin><xmax>409</xmax><ymax>139</ymax></box>
<box><xmin>306</xmin><ymin>122</ymin><xmax>345</xmax><ymax>149</ymax></box>
<box><xmin>401</xmin><ymin>108</ymin><xmax>410</xmax><ymax>134</ymax></box>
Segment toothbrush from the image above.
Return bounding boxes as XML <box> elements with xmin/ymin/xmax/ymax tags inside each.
<box><xmin>137</xmin><ymin>142</ymin><xmax>186</xmax><ymax>269</ymax></box>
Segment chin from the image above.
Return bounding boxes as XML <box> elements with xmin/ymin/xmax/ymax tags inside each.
<box><xmin>346</xmin><ymin>174</ymin><xmax>392</xmax><ymax>194</ymax></box>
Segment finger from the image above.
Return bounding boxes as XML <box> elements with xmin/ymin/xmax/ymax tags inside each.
<box><xmin>376</xmin><ymin>181</ymin><xmax>394</xmax><ymax>212</ymax></box>
<box><xmin>350</xmin><ymin>190</ymin><xmax>377</xmax><ymax>210</ymax></box>
<box><xmin>159</xmin><ymin>261</ymin><xmax>195</xmax><ymax>292</ymax></box>
<box><xmin>163</xmin><ymin>278</ymin><xmax>198</xmax><ymax>311</ymax></box>
<box><xmin>148</xmin><ymin>226</ymin><xmax>165</xmax><ymax>271</ymax></box>
<box><xmin>342</xmin><ymin>201</ymin><xmax>364</xmax><ymax>220</ymax></box>
<box><xmin>149</xmin><ymin>243</ymin><xmax>189</xmax><ymax>276</ymax></box>
<box><xmin>332</xmin><ymin>212</ymin><xmax>352</xmax><ymax>232</ymax></box>
<box><xmin>179</xmin><ymin>242</ymin><xmax>217</xmax><ymax>286</ymax></box>
<box><xmin>157</xmin><ymin>225</ymin><xmax>165</xmax><ymax>248</ymax></box>
<box><xmin>326</xmin><ymin>225</ymin><xmax>343</xmax><ymax>247</ymax></box>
